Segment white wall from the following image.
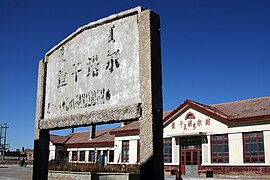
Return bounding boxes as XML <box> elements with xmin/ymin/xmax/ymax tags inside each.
<box><xmin>114</xmin><ymin>134</ymin><xmax>139</xmax><ymax>164</ymax></box>
<box><xmin>163</xmin><ymin>107</ymin><xmax>270</xmax><ymax>167</ymax></box>
<box><xmin>49</xmin><ymin>142</ymin><xmax>56</xmax><ymax>161</ymax></box>
<box><xmin>67</xmin><ymin>147</ymin><xmax>114</xmax><ymax>164</ymax></box>
<box><xmin>263</xmin><ymin>131</ymin><xmax>270</xmax><ymax>164</ymax></box>
<box><xmin>164</xmin><ymin>108</ymin><xmax>228</xmax><ymax>137</ymax></box>
<box><xmin>228</xmin><ymin>133</ymin><xmax>243</xmax><ymax>164</ymax></box>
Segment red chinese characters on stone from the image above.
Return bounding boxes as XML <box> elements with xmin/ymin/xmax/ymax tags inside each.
<box><xmin>188</xmin><ymin>120</ymin><xmax>193</xmax><ymax>127</ymax></box>
<box><xmin>193</xmin><ymin>123</ymin><xmax>196</xmax><ymax>130</ymax></box>
<box><xmin>197</xmin><ymin>119</ymin><xmax>202</xmax><ymax>126</ymax></box>
<box><xmin>205</xmin><ymin>118</ymin><xmax>211</xmax><ymax>126</ymax></box>
<box><xmin>180</xmin><ymin>121</ymin><xmax>183</xmax><ymax>128</ymax></box>
<box><xmin>171</xmin><ymin>122</ymin><xmax>175</xmax><ymax>129</ymax></box>
<box><xmin>177</xmin><ymin>114</ymin><xmax>212</xmax><ymax>131</ymax></box>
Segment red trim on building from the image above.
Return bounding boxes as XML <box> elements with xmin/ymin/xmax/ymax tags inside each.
<box><xmin>110</xmin><ymin>129</ymin><xmax>140</xmax><ymax>135</ymax></box>
<box><xmin>164</xmin><ymin>98</ymin><xmax>270</xmax><ymax>127</ymax></box>
<box><xmin>163</xmin><ymin>100</ymin><xmax>231</xmax><ymax>126</ymax></box>
<box><xmin>228</xmin><ymin>115</ymin><xmax>270</xmax><ymax>125</ymax></box>
<box><xmin>65</xmin><ymin>141</ymin><xmax>114</xmax><ymax>148</ymax></box>
<box><xmin>201</xmin><ymin>166</ymin><xmax>270</xmax><ymax>176</ymax></box>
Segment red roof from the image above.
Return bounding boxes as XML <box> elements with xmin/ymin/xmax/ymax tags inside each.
<box><xmin>164</xmin><ymin>96</ymin><xmax>270</xmax><ymax>125</ymax></box>
<box><xmin>50</xmin><ymin>134</ymin><xmax>71</xmax><ymax>145</ymax></box>
<box><xmin>110</xmin><ymin>121</ymin><xmax>139</xmax><ymax>135</ymax></box>
<box><xmin>50</xmin><ymin>96</ymin><xmax>270</xmax><ymax>144</ymax></box>
<box><xmin>212</xmin><ymin>96</ymin><xmax>270</xmax><ymax>119</ymax></box>
<box><xmin>110</xmin><ymin>111</ymin><xmax>173</xmax><ymax>135</ymax></box>
<box><xmin>65</xmin><ymin>129</ymin><xmax>114</xmax><ymax>147</ymax></box>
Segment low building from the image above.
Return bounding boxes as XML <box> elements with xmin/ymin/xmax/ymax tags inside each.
<box><xmin>49</xmin><ymin>134</ymin><xmax>70</xmax><ymax>161</ymax></box>
<box><xmin>49</xmin><ymin>96</ymin><xmax>270</xmax><ymax>177</ymax></box>
<box><xmin>162</xmin><ymin>97</ymin><xmax>270</xmax><ymax>176</ymax></box>
<box><xmin>24</xmin><ymin>149</ymin><xmax>34</xmax><ymax>161</ymax></box>
<box><xmin>65</xmin><ymin>128</ymin><xmax>115</xmax><ymax>165</ymax></box>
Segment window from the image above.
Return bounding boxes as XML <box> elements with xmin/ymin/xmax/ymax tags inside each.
<box><xmin>97</xmin><ymin>150</ymin><xmax>101</xmax><ymax>162</ymax></box>
<box><xmin>109</xmin><ymin>150</ymin><xmax>114</xmax><ymax>162</ymax></box>
<box><xmin>89</xmin><ymin>150</ymin><xmax>95</xmax><ymax>162</ymax></box>
<box><xmin>79</xmin><ymin>151</ymin><xmax>85</xmax><ymax>161</ymax></box>
<box><xmin>137</xmin><ymin>140</ymin><xmax>140</xmax><ymax>163</ymax></box>
<box><xmin>163</xmin><ymin>138</ymin><xmax>172</xmax><ymax>163</ymax></box>
<box><xmin>211</xmin><ymin>134</ymin><xmax>229</xmax><ymax>163</ymax></box>
<box><xmin>185</xmin><ymin>112</ymin><xmax>195</xmax><ymax>120</ymax></box>
<box><xmin>243</xmin><ymin>131</ymin><xmax>265</xmax><ymax>163</ymax></box>
<box><xmin>58</xmin><ymin>151</ymin><xmax>64</xmax><ymax>159</ymax></box>
<box><xmin>122</xmin><ymin>140</ymin><xmax>129</xmax><ymax>163</ymax></box>
<box><xmin>72</xmin><ymin>151</ymin><xmax>78</xmax><ymax>161</ymax></box>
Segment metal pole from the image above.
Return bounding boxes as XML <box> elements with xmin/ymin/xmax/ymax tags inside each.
<box><xmin>0</xmin><ymin>124</ymin><xmax>2</xmax><ymax>160</ymax></box>
<box><xmin>4</xmin><ymin>123</ymin><xmax>8</xmax><ymax>153</ymax></box>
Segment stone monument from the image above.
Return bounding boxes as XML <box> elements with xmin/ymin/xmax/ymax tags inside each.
<box><xmin>33</xmin><ymin>6</ymin><xmax>163</xmax><ymax>180</ymax></box>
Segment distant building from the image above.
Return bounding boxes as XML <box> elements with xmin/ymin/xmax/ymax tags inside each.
<box><xmin>24</xmin><ymin>149</ymin><xmax>34</xmax><ymax>161</ymax></box>
<box><xmin>65</xmin><ymin>128</ymin><xmax>114</xmax><ymax>165</ymax></box>
<box><xmin>49</xmin><ymin>135</ymin><xmax>70</xmax><ymax>161</ymax></box>
<box><xmin>4</xmin><ymin>150</ymin><xmax>26</xmax><ymax>160</ymax></box>
<box><xmin>49</xmin><ymin>96</ymin><xmax>270</xmax><ymax>177</ymax></box>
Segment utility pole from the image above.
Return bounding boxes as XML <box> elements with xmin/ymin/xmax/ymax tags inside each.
<box><xmin>0</xmin><ymin>123</ymin><xmax>9</xmax><ymax>160</ymax></box>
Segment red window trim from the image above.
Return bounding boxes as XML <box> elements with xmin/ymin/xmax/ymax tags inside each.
<box><xmin>121</xmin><ymin>140</ymin><xmax>129</xmax><ymax>163</ymax></box>
<box><xmin>243</xmin><ymin>131</ymin><xmax>265</xmax><ymax>163</ymax></box>
<box><xmin>72</xmin><ymin>151</ymin><xmax>78</xmax><ymax>161</ymax></box>
<box><xmin>163</xmin><ymin>138</ymin><xmax>172</xmax><ymax>163</ymax></box>
<box><xmin>79</xmin><ymin>151</ymin><xmax>85</xmax><ymax>161</ymax></box>
<box><xmin>211</xmin><ymin>134</ymin><xmax>229</xmax><ymax>163</ymax></box>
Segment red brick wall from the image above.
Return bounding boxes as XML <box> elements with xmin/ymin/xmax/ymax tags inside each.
<box><xmin>202</xmin><ymin>165</ymin><xmax>270</xmax><ymax>176</ymax></box>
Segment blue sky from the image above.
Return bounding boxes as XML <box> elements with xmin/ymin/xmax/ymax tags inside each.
<box><xmin>0</xmin><ymin>0</ymin><xmax>269</xmax><ymax>150</ymax></box>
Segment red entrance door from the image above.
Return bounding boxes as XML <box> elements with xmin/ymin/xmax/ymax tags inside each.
<box><xmin>180</xmin><ymin>149</ymin><xmax>202</xmax><ymax>176</ymax></box>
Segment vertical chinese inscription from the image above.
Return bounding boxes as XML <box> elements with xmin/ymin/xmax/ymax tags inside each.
<box><xmin>57</xmin><ymin>70</ymin><xmax>67</xmax><ymax>88</ymax></box>
<box><xmin>44</xmin><ymin>14</ymin><xmax>140</xmax><ymax>119</ymax></box>
<box><xmin>87</xmin><ymin>55</ymin><xmax>99</xmax><ymax>77</ymax></box>
<box><xmin>106</xmin><ymin>49</ymin><xmax>120</xmax><ymax>73</ymax></box>
<box><xmin>108</xmin><ymin>25</ymin><xmax>115</xmax><ymax>43</ymax></box>
<box><xmin>71</xmin><ymin>63</ymin><xmax>82</xmax><ymax>82</ymax></box>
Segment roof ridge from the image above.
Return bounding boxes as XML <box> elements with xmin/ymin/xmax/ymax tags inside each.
<box><xmin>210</xmin><ymin>96</ymin><xmax>270</xmax><ymax>106</ymax></box>
<box><xmin>188</xmin><ymin>99</ymin><xmax>231</xmax><ymax>119</ymax></box>
<box><xmin>72</xmin><ymin>131</ymin><xmax>89</xmax><ymax>134</ymax></box>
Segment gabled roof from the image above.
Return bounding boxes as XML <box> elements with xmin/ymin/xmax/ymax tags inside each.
<box><xmin>110</xmin><ymin>111</ymin><xmax>173</xmax><ymax>135</ymax></box>
<box><xmin>163</xmin><ymin>100</ymin><xmax>231</xmax><ymax>125</ymax></box>
<box><xmin>49</xmin><ymin>96</ymin><xmax>270</xmax><ymax>143</ymax></box>
<box><xmin>65</xmin><ymin>129</ymin><xmax>114</xmax><ymax>147</ymax></box>
<box><xmin>50</xmin><ymin>134</ymin><xmax>71</xmax><ymax>145</ymax></box>
<box><xmin>212</xmin><ymin>96</ymin><xmax>270</xmax><ymax>119</ymax></box>
<box><xmin>164</xmin><ymin>96</ymin><xmax>270</xmax><ymax>126</ymax></box>
<box><xmin>110</xmin><ymin>121</ymin><xmax>139</xmax><ymax>135</ymax></box>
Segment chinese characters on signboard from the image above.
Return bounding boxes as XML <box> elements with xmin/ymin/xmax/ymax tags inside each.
<box><xmin>171</xmin><ymin>114</ymin><xmax>211</xmax><ymax>130</ymax></box>
<box><xmin>44</xmin><ymin>15</ymin><xmax>140</xmax><ymax>119</ymax></box>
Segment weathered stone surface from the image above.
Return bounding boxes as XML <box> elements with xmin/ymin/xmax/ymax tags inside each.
<box><xmin>34</xmin><ymin>6</ymin><xmax>163</xmax><ymax>180</ymax></box>
<box><xmin>33</xmin><ymin>60</ymin><xmax>50</xmax><ymax>180</ymax></box>
<box><xmin>138</xmin><ymin>10</ymin><xmax>164</xmax><ymax>180</ymax></box>
<box><xmin>44</xmin><ymin>7</ymin><xmax>142</xmax><ymax>121</ymax></box>
<box><xmin>40</xmin><ymin>104</ymin><xmax>141</xmax><ymax>129</ymax></box>
<box><xmin>48</xmin><ymin>171</ymin><xmax>140</xmax><ymax>180</ymax></box>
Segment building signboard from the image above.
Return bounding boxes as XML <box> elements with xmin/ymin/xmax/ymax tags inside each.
<box><xmin>34</xmin><ymin>7</ymin><xmax>164</xmax><ymax>180</ymax></box>
<box><xmin>45</xmin><ymin>15</ymin><xmax>140</xmax><ymax>120</ymax></box>
<box><xmin>39</xmin><ymin>8</ymin><xmax>144</xmax><ymax>129</ymax></box>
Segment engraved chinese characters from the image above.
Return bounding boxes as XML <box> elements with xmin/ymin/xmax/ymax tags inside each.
<box><xmin>44</xmin><ymin>15</ymin><xmax>140</xmax><ymax>119</ymax></box>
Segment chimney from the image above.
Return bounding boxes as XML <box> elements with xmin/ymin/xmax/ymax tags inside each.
<box><xmin>90</xmin><ymin>125</ymin><xmax>96</xmax><ymax>140</ymax></box>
